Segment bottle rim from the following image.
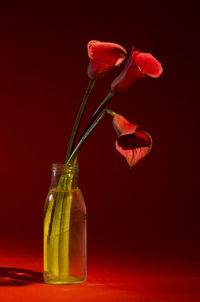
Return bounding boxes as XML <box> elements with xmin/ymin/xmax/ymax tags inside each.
<box><xmin>51</xmin><ymin>162</ymin><xmax>79</xmax><ymax>173</ymax></box>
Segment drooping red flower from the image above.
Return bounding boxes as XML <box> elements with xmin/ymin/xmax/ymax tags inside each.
<box><xmin>113</xmin><ymin>114</ymin><xmax>152</xmax><ymax>167</ymax></box>
<box><xmin>87</xmin><ymin>40</ymin><xmax>127</xmax><ymax>79</ymax></box>
<box><xmin>111</xmin><ymin>48</ymin><xmax>163</xmax><ymax>94</ymax></box>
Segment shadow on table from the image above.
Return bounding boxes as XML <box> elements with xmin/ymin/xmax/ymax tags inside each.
<box><xmin>0</xmin><ymin>267</ymin><xmax>43</xmax><ymax>286</ymax></box>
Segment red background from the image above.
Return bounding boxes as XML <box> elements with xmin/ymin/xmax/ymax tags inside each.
<box><xmin>0</xmin><ymin>1</ymin><xmax>200</xmax><ymax>301</ymax></box>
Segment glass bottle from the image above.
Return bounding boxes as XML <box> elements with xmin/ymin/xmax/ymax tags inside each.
<box><xmin>43</xmin><ymin>163</ymin><xmax>87</xmax><ymax>285</ymax></box>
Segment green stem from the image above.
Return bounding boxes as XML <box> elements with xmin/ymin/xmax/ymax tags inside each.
<box><xmin>65</xmin><ymin>79</ymin><xmax>96</xmax><ymax>162</ymax></box>
<box><xmin>79</xmin><ymin>91</ymin><xmax>115</xmax><ymax>141</ymax></box>
<box><xmin>59</xmin><ymin>157</ymin><xmax>77</xmax><ymax>277</ymax></box>
<box><xmin>92</xmin><ymin>91</ymin><xmax>115</xmax><ymax>121</ymax></box>
<box><xmin>67</xmin><ymin>109</ymin><xmax>115</xmax><ymax>164</ymax></box>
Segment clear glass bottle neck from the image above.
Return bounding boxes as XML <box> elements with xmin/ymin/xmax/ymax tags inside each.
<box><xmin>50</xmin><ymin>163</ymin><xmax>79</xmax><ymax>190</ymax></box>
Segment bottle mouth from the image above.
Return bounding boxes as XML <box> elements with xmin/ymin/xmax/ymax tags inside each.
<box><xmin>52</xmin><ymin>162</ymin><xmax>79</xmax><ymax>174</ymax></box>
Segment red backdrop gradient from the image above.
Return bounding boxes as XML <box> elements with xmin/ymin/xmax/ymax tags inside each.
<box><xmin>0</xmin><ymin>1</ymin><xmax>200</xmax><ymax>301</ymax></box>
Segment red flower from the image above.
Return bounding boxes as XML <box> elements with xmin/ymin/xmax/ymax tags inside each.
<box><xmin>113</xmin><ymin>114</ymin><xmax>152</xmax><ymax>167</ymax></box>
<box><xmin>111</xmin><ymin>48</ymin><xmax>163</xmax><ymax>94</ymax></box>
<box><xmin>87</xmin><ymin>40</ymin><xmax>127</xmax><ymax>79</ymax></box>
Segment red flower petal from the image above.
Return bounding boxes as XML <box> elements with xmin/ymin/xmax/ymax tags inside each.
<box><xmin>111</xmin><ymin>48</ymin><xmax>163</xmax><ymax>94</ymax></box>
<box><xmin>113</xmin><ymin>114</ymin><xmax>138</xmax><ymax>136</ymax></box>
<box><xmin>87</xmin><ymin>40</ymin><xmax>127</xmax><ymax>79</ymax></box>
<box><xmin>113</xmin><ymin>114</ymin><xmax>152</xmax><ymax>167</ymax></box>
<box><xmin>134</xmin><ymin>52</ymin><xmax>163</xmax><ymax>78</ymax></box>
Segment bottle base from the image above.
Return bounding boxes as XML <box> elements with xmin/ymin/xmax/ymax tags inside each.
<box><xmin>43</xmin><ymin>273</ymin><xmax>85</xmax><ymax>285</ymax></box>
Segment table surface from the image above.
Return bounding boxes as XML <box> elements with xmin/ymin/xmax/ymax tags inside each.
<box><xmin>0</xmin><ymin>240</ymin><xmax>200</xmax><ymax>302</ymax></box>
